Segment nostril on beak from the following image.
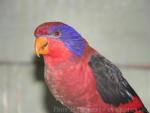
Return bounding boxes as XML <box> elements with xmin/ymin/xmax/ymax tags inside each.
<box><xmin>42</xmin><ymin>42</ymin><xmax>48</xmax><ymax>49</ymax></box>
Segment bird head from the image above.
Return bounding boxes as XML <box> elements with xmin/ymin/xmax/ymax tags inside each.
<box><xmin>34</xmin><ymin>22</ymin><xmax>86</xmax><ymax>60</ymax></box>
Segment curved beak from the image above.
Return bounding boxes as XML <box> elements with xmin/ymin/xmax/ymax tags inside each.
<box><xmin>34</xmin><ymin>37</ymin><xmax>49</xmax><ymax>57</ymax></box>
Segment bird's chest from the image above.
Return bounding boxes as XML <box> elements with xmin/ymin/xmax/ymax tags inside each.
<box><xmin>44</xmin><ymin>62</ymin><xmax>89</xmax><ymax>106</ymax></box>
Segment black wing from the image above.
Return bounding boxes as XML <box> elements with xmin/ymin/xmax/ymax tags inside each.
<box><xmin>88</xmin><ymin>54</ymin><xmax>138</xmax><ymax>107</ymax></box>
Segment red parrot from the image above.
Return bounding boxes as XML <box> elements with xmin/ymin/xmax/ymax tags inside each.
<box><xmin>34</xmin><ymin>22</ymin><xmax>149</xmax><ymax>113</ymax></box>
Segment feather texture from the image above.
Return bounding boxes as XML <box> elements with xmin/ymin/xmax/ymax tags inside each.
<box><xmin>34</xmin><ymin>22</ymin><xmax>149</xmax><ymax>113</ymax></box>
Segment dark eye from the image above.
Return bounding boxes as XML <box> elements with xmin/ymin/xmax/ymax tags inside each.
<box><xmin>54</xmin><ymin>31</ymin><xmax>60</xmax><ymax>37</ymax></box>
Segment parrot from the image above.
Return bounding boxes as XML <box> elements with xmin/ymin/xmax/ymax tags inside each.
<box><xmin>34</xmin><ymin>22</ymin><xmax>149</xmax><ymax>113</ymax></box>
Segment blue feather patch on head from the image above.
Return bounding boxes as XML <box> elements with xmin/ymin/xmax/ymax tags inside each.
<box><xmin>50</xmin><ymin>24</ymin><xmax>85</xmax><ymax>57</ymax></box>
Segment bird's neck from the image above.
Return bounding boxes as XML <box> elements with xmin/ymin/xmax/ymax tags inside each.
<box><xmin>43</xmin><ymin>50</ymin><xmax>73</xmax><ymax>66</ymax></box>
<box><xmin>43</xmin><ymin>43</ymin><xmax>95</xmax><ymax>67</ymax></box>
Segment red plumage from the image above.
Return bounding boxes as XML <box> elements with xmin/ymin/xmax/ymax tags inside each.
<box><xmin>34</xmin><ymin>22</ymin><xmax>149</xmax><ymax>113</ymax></box>
<box><xmin>44</xmin><ymin>42</ymin><xmax>106</xmax><ymax>113</ymax></box>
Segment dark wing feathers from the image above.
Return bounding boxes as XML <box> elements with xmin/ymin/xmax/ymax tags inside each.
<box><xmin>88</xmin><ymin>54</ymin><xmax>137</xmax><ymax>106</ymax></box>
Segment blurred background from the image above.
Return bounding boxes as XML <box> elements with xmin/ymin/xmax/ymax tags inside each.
<box><xmin>0</xmin><ymin>0</ymin><xmax>149</xmax><ymax>113</ymax></box>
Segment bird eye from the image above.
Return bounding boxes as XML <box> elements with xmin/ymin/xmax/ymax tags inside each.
<box><xmin>54</xmin><ymin>31</ymin><xmax>60</xmax><ymax>37</ymax></box>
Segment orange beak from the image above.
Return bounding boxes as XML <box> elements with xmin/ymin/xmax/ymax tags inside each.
<box><xmin>34</xmin><ymin>37</ymin><xmax>49</xmax><ymax>57</ymax></box>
